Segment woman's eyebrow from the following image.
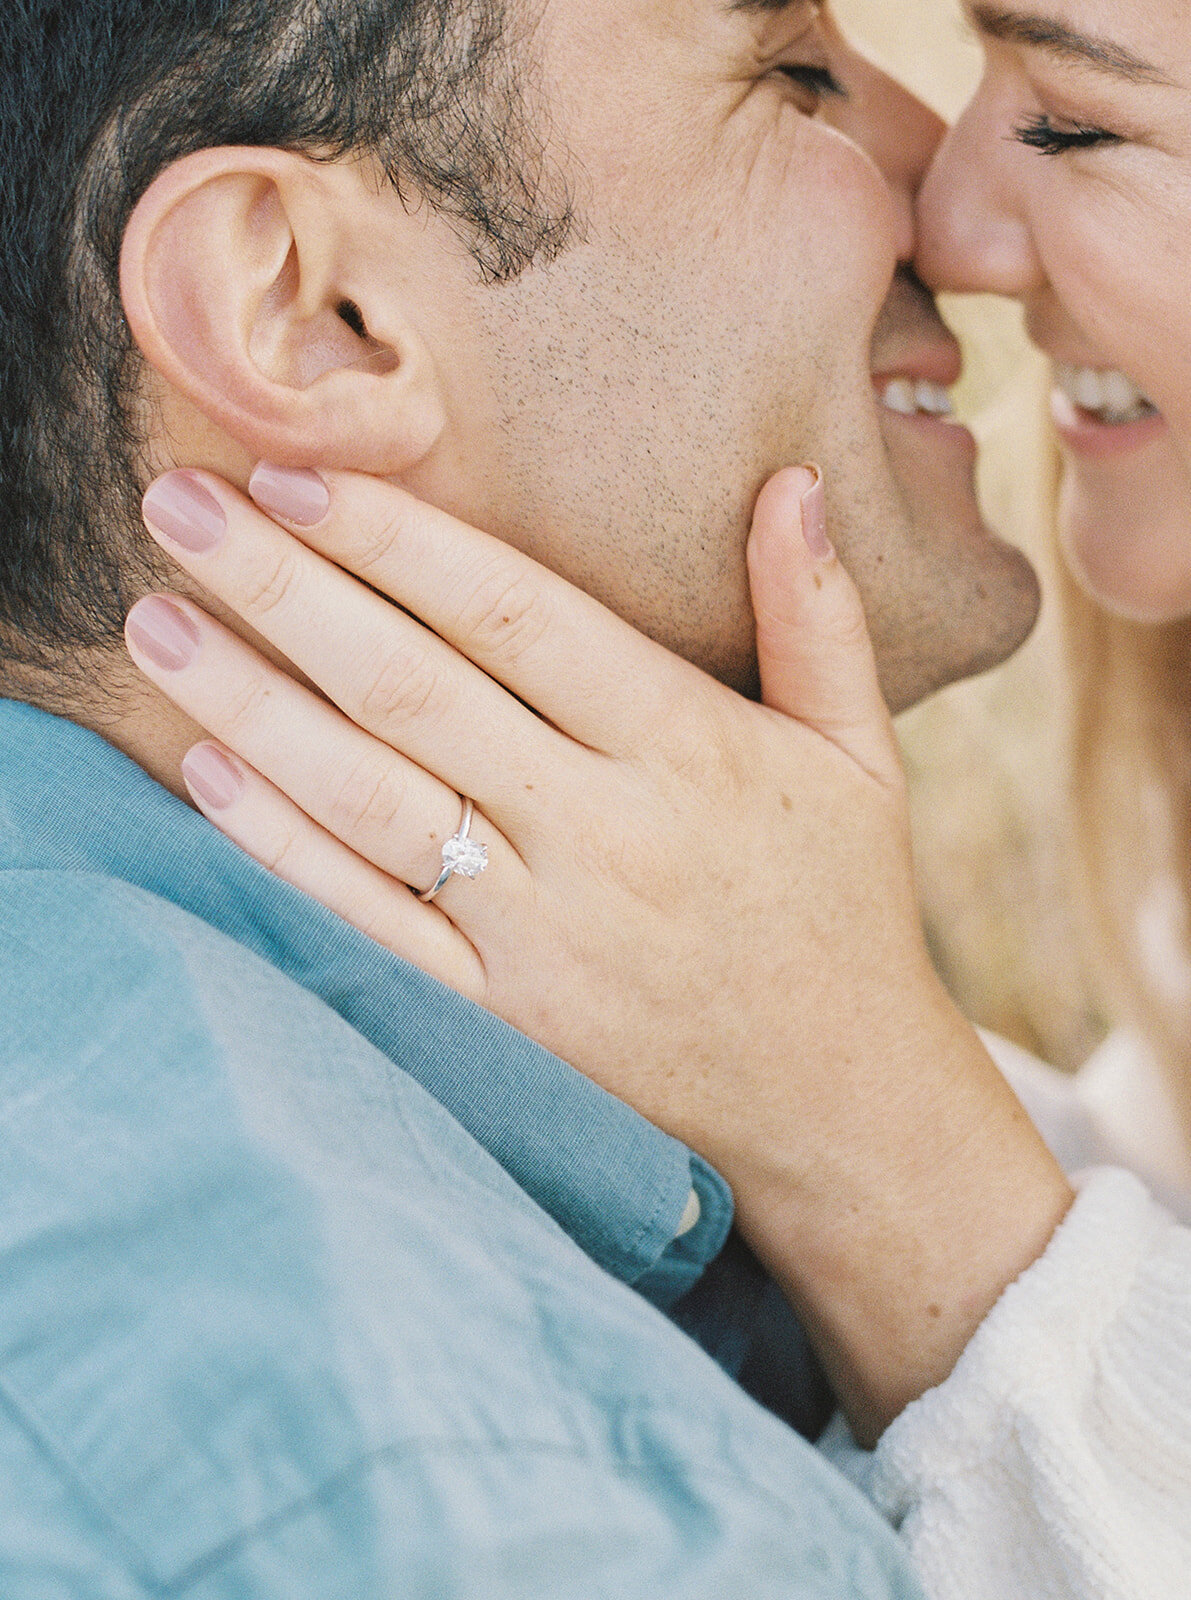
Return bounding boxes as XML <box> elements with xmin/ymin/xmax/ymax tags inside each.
<box><xmin>970</xmin><ymin>4</ymin><xmax>1173</xmax><ymax>84</ymax></box>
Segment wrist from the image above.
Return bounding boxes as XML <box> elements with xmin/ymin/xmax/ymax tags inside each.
<box><xmin>724</xmin><ymin>997</ymin><xmax>1075</xmax><ymax>1444</ymax></box>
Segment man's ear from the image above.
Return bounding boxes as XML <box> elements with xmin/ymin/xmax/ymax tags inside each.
<box><xmin>120</xmin><ymin>147</ymin><xmax>447</xmax><ymax>472</ymax></box>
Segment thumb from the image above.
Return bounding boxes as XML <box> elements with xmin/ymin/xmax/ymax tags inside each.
<box><xmin>747</xmin><ymin>466</ymin><xmax>901</xmax><ymax>788</ymax></box>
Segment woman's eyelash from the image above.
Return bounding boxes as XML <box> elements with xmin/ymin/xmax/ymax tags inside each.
<box><xmin>778</xmin><ymin>63</ymin><xmax>848</xmax><ymax>100</ymax></box>
<box><xmin>1012</xmin><ymin>114</ymin><xmax>1122</xmax><ymax>156</ymax></box>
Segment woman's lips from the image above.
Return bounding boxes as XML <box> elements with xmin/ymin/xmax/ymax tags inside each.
<box><xmin>1047</xmin><ymin>362</ymin><xmax>1166</xmax><ymax>459</ymax></box>
<box><xmin>1050</xmin><ymin>385</ymin><xmax>1168</xmax><ymax>460</ymax></box>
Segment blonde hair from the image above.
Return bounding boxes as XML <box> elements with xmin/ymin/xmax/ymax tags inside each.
<box><xmin>970</xmin><ymin>346</ymin><xmax>1191</xmax><ymax>1123</ymax></box>
<box><xmin>1061</xmin><ymin>516</ymin><xmax>1191</xmax><ymax>1138</ymax></box>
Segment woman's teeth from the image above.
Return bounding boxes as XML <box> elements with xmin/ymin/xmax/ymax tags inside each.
<box><xmin>877</xmin><ymin>377</ymin><xmax>956</xmax><ymax>418</ymax></box>
<box><xmin>1055</xmin><ymin>363</ymin><xmax>1157</xmax><ymax>425</ymax></box>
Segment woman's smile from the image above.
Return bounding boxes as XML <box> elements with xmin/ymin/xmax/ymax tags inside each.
<box><xmin>917</xmin><ymin>0</ymin><xmax>1191</xmax><ymax>619</ymax></box>
<box><xmin>1048</xmin><ymin>360</ymin><xmax>1167</xmax><ymax>458</ymax></box>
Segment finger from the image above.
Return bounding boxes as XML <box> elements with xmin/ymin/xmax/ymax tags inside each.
<box><xmin>244</xmin><ymin>463</ymin><xmax>693</xmax><ymax>754</ymax></box>
<box><xmin>139</xmin><ymin>471</ymin><xmax>571</xmax><ymax>826</ymax></box>
<box><xmin>123</xmin><ymin>593</ymin><xmax>524</xmax><ymax>917</ymax></box>
<box><xmin>179</xmin><ymin>741</ymin><xmax>487</xmax><ymax>997</ymax></box>
<box><xmin>746</xmin><ymin>467</ymin><xmax>902</xmax><ymax>789</ymax></box>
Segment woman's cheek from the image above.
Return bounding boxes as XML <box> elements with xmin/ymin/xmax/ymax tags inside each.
<box><xmin>1058</xmin><ymin>436</ymin><xmax>1191</xmax><ymax>623</ymax></box>
<box><xmin>1074</xmin><ymin>190</ymin><xmax>1191</xmax><ymax>387</ymax></box>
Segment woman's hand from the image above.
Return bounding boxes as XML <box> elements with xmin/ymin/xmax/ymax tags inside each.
<box><xmin>125</xmin><ymin>463</ymin><xmax>1072</xmax><ymax>1441</ymax></box>
<box><xmin>125</xmin><ymin>463</ymin><xmax>910</xmax><ymax>1137</ymax></box>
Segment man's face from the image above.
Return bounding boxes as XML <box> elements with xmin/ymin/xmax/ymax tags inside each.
<box><xmin>402</xmin><ymin>0</ymin><xmax>1041</xmax><ymax>711</ymax></box>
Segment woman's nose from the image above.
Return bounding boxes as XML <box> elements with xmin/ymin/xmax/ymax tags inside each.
<box><xmin>915</xmin><ymin>89</ymin><xmax>1043</xmax><ymax>295</ymax></box>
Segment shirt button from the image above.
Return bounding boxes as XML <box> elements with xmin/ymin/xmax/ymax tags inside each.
<box><xmin>675</xmin><ymin>1188</ymin><xmax>702</xmax><ymax>1237</ymax></box>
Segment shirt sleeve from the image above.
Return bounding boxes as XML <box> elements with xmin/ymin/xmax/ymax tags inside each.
<box><xmin>821</xmin><ymin>1168</ymin><xmax>1191</xmax><ymax>1600</ymax></box>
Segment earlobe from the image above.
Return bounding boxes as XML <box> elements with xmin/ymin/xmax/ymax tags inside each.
<box><xmin>120</xmin><ymin>147</ymin><xmax>446</xmax><ymax>472</ymax></box>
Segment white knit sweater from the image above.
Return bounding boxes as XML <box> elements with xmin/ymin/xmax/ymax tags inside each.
<box><xmin>821</xmin><ymin>1032</ymin><xmax>1191</xmax><ymax>1600</ymax></box>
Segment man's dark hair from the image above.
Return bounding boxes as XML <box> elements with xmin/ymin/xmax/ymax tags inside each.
<box><xmin>0</xmin><ymin>0</ymin><xmax>570</xmax><ymax>688</ymax></box>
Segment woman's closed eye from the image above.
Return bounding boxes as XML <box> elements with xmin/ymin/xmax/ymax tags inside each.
<box><xmin>1012</xmin><ymin>113</ymin><xmax>1123</xmax><ymax>156</ymax></box>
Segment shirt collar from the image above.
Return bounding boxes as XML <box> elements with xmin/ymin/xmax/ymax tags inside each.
<box><xmin>0</xmin><ymin>698</ymin><xmax>731</xmax><ymax>1298</ymax></box>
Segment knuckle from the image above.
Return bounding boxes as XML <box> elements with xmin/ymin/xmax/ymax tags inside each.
<box><xmin>449</xmin><ymin>560</ymin><xmax>551</xmax><ymax>667</ymax></box>
<box><xmin>819</xmin><ymin>584</ymin><xmax>871</xmax><ymax>653</ymax></box>
<box><xmin>578</xmin><ymin>806</ymin><xmax>691</xmax><ymax>917</ymax></box>
<box><xmin>257</xmin><ymin>822</ymin><xmax>301</xmax><ymax>878</ymax></box>
<box><xmin>240</xmin><ymin>548</ymin><xmax>304</xmax><ymax>620</ymax></box>
<box><xmin>356</xmin><ymin>642</ymin><xmax>444</xmax><ymax>730</ymax></box>
<box><xmin>348</xmin><ymin>509</ymin><xmax>408</xmax><ymax>580</ymax></box>
<box><xmin>881</xmin><ymin>764</ymin><xmax>911</xmax><ymax>808</ymax></box>
<box><xmin>219</xmin><ymin>673</ymin><xmax>277</xmax><ymax>743</ymax></box>
<box><xmin>667</xmin><ymin>733</ymin><xmax>733</xmax><ymax>793</ymax></box>
<box><xmin>656</xmin><ymin>700</ymin><xmax>743</xmax><ymax>796</ymax></box>
<box><xmin>327</xmin><ymin>756</ymin><xmax>411</xmax><ymax>839</ymax></box>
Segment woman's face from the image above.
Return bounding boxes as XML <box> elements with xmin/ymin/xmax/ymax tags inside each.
<box><xmin>917</xmin><ymin>0</ymin><xmax>1191</xmax><ymax>622</ymax></box>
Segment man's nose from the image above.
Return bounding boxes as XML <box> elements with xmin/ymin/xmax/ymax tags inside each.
<box><xmin>915</xmin><ymin>87</ymin><xmax>1043</xmax><ymax>295</ymax></box>
<box><xmin>833</xmin><ymin>52</ymin><xmax>947</xmax><ymax>262</ymax></box>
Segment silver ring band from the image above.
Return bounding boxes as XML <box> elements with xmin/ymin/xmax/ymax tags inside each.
<box><xmin>419</xmin><ymin>796</ymin><xmax>488</xmax><ymax>902</ymax></box>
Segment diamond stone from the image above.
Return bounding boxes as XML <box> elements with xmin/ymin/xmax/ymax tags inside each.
<box><xmin>442</xmin><ymin>834</ymin><xmax>488</xmax><ymax>880</ymax></box>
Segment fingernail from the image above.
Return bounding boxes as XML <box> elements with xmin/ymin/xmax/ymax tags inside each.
<box><xmin>142</xmin><ymin>472</ymin><xmax>226</xmax><ymax>553</ymax></box>
<box><xmin>182</xmin><ymin>743</ymin><xmax>244</xmax><ymax>810</ymax></box>
<box><xmin>799</xmin><ymin>464</ymin><xmax>833</xmax><ymax>560</ymax></box>
<box><xmin>125</xmin><ymin>596</ymin><xmax>201</xmax><ymax>671</ymax></box>
<box><xmin>249</xmin><ymin>463</ymin><xmax>330</xmax><ymax>527</ymax></box>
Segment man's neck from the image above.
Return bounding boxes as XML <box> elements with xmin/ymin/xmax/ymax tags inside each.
<box><xmin>5</xmin><ymin>655</ymin><xmax>201</xmax><ymax>806</ymax></box>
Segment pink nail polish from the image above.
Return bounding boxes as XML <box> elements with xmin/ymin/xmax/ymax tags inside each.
<box><xmin>125</xmin><ymin>596</ymin><xmax>201</xmax><ymax>671</ymax></box>
<box><xmin>182</xmin><ymin>744</ymin><xmax>244</xmax><ymax>810</ymax></box>
<box><xmin>249</xmin><ymin>463</ymin><xmax>330</xmax><ymax>527</ymax></box>
<box><xmin>799</xmin><ymin>464</ymin><xmax>833</xmax><ymax>560</ymax></box>
<box><xmin>142</xmin><ymin>473</ymin><xmax>226</xmax><ymax>552</ymax></box>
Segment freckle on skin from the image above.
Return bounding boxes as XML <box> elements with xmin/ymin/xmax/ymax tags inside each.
<box><xmin>927</xmin><ymin>1303</ymin><xmax>941</xmax><ymax>1319</ymax></box>
<box><xmin>813</xmin><ymin>572</ymin><xmax>823</xmax><ymax>590</ymax></box>
<box><xmin>781</xmin><ymin>794</ymin><xmax>793</xmax><ymax>811</ymax></box>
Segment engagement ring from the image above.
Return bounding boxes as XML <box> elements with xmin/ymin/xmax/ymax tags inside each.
<box><xmin>419</xmin><ymin>796</ymin><xmax>488</xmax><ymax>903</ymax></box>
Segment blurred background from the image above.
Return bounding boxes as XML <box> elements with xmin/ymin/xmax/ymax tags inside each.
<box><xmin>836</xmin><ymin>0</ymin><xmax>1108</xmax><ymax>1071</ymax></box>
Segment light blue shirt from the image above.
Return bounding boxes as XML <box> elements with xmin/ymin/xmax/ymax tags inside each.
<box><xmin>0</xmin><ymin>699</ymin><xmax>922</xmax><ymax>1598</ymax></box>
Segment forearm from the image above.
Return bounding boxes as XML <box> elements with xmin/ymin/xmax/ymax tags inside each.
<box><xmin>721</xmin><ymin>978</ymin><xmax>1074</xmax><ymax>1444</ymax></box>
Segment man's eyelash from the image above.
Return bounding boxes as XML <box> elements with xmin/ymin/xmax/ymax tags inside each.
<box><xmin>1012</xmin><ymin>114</ymin><xmax>1122</xmax><ymax>156</ymax></box>
<box><xmin>777</xmin><ymin>63</ymin><xmax>848</xmax><ymax>100</ymax></box>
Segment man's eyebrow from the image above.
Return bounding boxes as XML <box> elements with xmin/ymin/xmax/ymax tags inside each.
<box><xmin>970</xmin><ymin>5</ymin><xmax>1172</xmax><ymax>84</ymax></box>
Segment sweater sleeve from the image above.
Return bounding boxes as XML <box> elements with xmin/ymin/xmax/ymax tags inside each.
<box><xmin>821</xmin><ymin>1167</ymin><xmax>1191</xmax><ymax>1600</ymax></box>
